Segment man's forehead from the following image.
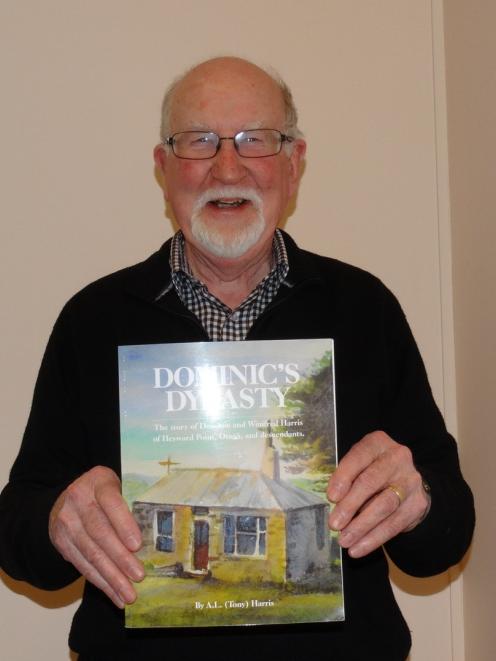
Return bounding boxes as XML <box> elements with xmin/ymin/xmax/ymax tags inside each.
<box><xmin>176</xmin><ymin>57</ymin><xmax>278</xmax><ymax>92</ymax></box>
<box><xmin>173</xmin><ymin>76</ymin><xmax>281</xmax><ymax>105</ymax></box>
<box><xmin>168</xmin><ymin>60</ymin><xmax>285</xmax><ymax>131</ymax></box>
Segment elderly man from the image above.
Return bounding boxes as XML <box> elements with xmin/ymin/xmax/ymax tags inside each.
<box><xmin>0</xmin><ymin>57</ymin><xmax>473</xmax><ymax>660</ymax></box>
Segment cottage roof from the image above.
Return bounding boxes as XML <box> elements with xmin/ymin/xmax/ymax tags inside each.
<box><xmin>135</xmin><ymin>468</ymin><xmax>326</xmax><ymax>511</ymax></box>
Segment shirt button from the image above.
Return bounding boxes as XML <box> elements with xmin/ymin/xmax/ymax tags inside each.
<box><xmin>231</xmin><ymin>311</ymin><xmax>240</xmax><ymax>321</ymax></box>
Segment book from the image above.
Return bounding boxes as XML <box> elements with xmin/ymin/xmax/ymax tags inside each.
<box><xmin>119</xmin><ymin>338</ymin><xmax>344</xmax><ymax>628</ymax></box>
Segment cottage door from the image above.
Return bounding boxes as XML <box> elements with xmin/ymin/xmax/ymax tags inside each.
<box><xmin>193</xmin><ymin>520</ymin><xmax>209</xmax><ymax>570</ymax></box>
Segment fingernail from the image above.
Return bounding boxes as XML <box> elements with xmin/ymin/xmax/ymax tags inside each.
<box><xmin>338</xmin><ymin>530</ymin><xmax>352</xmax><ymax>547</ymax></box>
<box><xmin>129</xmin><ymin>565</ymin><xmax>145</xmax><ymax>582</ymax></box>
<box><xmin>328</xmin><ymin>482</ymin><xmax>345</xmax><ymax>503</ymax></box>
<box><xmin>127</xmin><ymin>535</ymin><xmax>141</xmax><ymax>551</ymax></box>
<box><xmin>348</xmin><ymin>543</ymin><xmax>364</xmax><ymax>558</ymax></box>
<box><xmin>329</xmin><ymin>512</ymin><xmax>345</xmax><ymax>531</ymax></box>
<box><xmin>120</xmin><ymin>585</ymin><xmax>138</xmax><ymax>604</ymax></box>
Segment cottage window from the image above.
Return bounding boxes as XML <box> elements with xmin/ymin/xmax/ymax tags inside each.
<box><xmin>156</xmin><ymin>510</ymin><xmax>174</xmax><ymax>552</ymax></box>
<box><xmin>224</xmin><ymin>515</ymin><xmax>266</xmax><ymax>556</ymax></box>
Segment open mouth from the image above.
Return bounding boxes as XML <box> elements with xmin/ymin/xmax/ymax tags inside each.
<box><xmin>208</xmin><ymin>198</ymin><xmax>250</xmax><ymax>209</ymax></box>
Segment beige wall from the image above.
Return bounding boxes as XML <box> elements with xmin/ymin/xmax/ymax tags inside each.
<box><xmin>444</xmin><ymin>2</ymin><xmax>496</xmax><ymax>660</ymax></box>
<box><xmin>0</xmin><ymin>1</ymin><xmax>468</xmax><ymax>659</ymax></box>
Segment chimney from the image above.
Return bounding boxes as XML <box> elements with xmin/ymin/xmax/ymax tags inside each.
<box><xmin>261</xmin><ymin>420</ymin><xmax>280</xmax><ymax>481</ymax></box>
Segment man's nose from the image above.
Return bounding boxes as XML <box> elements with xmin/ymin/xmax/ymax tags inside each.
<box><xmin>210</xmin><ymin>139</ymin><xmax>246</xmax><ymax>183</ymax></box>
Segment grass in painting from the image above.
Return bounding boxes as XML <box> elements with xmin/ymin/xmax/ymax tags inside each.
<box><xmin>126</xmin><ymin>576</ymin><xmax>344</xmax><ymax>628</ymax></box>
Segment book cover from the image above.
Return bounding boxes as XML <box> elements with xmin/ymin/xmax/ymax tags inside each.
<box><xmin>119</xmin><ymin>338</ymin><xmax>344</xmax><ymax>628</ymax></box>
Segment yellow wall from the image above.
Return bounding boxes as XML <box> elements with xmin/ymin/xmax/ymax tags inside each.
<box><xmin>139</xmin><ymin>506</ymin><xmax>194</xmax><ymax>570</ymax></box>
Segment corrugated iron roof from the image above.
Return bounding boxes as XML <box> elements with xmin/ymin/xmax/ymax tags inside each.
<box><xmin>135</xmin><ymin>468</ymin><xmax>326</xmax><ymax>511</ymax></box>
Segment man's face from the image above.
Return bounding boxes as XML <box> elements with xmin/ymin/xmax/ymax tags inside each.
<box><xmin>154</xmin><ymin>59</ymin><xmax>306</xmax><ymax>261</ymax></box>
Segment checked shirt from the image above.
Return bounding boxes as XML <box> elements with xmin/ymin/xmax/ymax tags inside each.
<box><xmin>169</xmin><ymin>230</ymin><xmax>289</xmax><ymax>341</ymax></box>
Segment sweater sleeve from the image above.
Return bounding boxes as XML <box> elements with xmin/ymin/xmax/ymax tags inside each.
<box><xmin>0</xmin><ymin>304</ymin><xmax>88</xmax><ymax>589</ymax></box>
<box><xmin>379</xmin><ymin>288</ymin><xmax>475</xmax><ymax>576</ymax></box>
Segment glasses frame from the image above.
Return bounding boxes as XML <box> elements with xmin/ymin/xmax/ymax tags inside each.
<box><xmin>162</xmin><ymin>129</ymin><xmax>294</xmax><ymax>160</ymax></box>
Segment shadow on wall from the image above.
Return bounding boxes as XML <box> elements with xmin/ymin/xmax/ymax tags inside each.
<box><xmin>1</xmin><ymin>569</ymin><xmax>83</xmax><ymax>660</ymax></box>
<box><xmin>0</xmin><ymin>568</ymin><xmax>84</xmax><ymax>609</ymax></box>
<box><xmin>388</xmin><ymin>545</ymin><xmax>472</xmax><ymax>596</ymax></box>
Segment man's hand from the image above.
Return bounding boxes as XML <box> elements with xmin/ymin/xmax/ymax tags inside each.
<box><xmin>327</xmin><ymin>431</ymin><xmax>430</xmax><ymax>558</ymax></box>
<box><xmin>49</xmin><ymin>466</ymin><xmax>145</xmax><ymax>608</ymax></box>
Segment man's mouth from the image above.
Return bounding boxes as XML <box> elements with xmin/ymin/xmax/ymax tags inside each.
<box><xmin>208</xmin><ymin>198</ymin><xmax>250</xmax><ymax>209</ymax></box>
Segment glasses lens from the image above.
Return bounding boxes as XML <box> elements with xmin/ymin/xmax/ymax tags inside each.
<box><xmin>172</xmin><ymin>132</ymin><xmax>218</xmax><ymax>159</ymax></box>
<box><xmin>235</xmin><ymin>130</ymin><xmax>282</xmax><ymax>157</ymax></box>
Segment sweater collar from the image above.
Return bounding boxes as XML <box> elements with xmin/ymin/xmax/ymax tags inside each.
<box><xmin>123</xmin><ymin>229</ymin><xmax>324</xmax><ymax>304</ymax></box>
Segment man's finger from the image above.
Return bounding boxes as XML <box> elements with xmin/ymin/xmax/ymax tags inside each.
<box><xmin>328</xmin><ymin>445</ymin><xmax>413</xmax><ymax>531</ymax></box>
<box><xmin>71</xmin><ymin>523</ymin><xmax>140</xmax><ymax>604</ymax></box>
<box><xmin>334</xmin><ymin>487</ymin><xmax>407</xmax><ymax>549</ymax></box>
<box><xmin>345</xmin><ymin>507</ymin><xmax>415</xmax><ymax>558</ymax></box>
<box><xmin>94</xmin><ymin>480</ymin><xmax>142</xmax><ymax>552</ymax></box>
<box><xmin>51</xmin><ymin>498</ymin><xmax>142</xmax><ymax>605</ymax></box>
<box><xmin>77</xmin><ymin>500</ymin><xmax>145</xmax><ymax>582</ymax></box>
<box><xmin>334</xmin><ymin>476</ymin><xmax>431</xmax><ymax>556</ymax></box>
<box><xmin>59</xmin><ymin>536</ymin><xmax>133</xmax><ymax>609</ymax></box>
<box><xmin>327</xmin><ymin>431</ymin><xmax>393</xmax><ymax>502</ymax></box>
<box><xmin>49</xmin><ymin>466</ymin><xmax>145</xmax><ymax>605</ymax></box>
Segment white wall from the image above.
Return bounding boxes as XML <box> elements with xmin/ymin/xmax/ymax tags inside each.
<box><xmin>0</xmin><ymin>1</ymin><xmax>466</xmax><ymax>659</ymax></box>
<box><xmin>444</xmin><ymin>2</ymin><xmax>496</xmax><ymax>659</ymax></box>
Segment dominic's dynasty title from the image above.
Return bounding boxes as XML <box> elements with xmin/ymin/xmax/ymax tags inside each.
<box><xmin>152</xmin><ymin>362</ymin><xmax>301</xmax><ymax>412</ymax></box>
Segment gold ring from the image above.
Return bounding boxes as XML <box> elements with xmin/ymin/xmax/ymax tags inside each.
<box><xmin>388</xmin><ymin>484</ymin><xmax>406</xmax><ymax>505</ymax></box>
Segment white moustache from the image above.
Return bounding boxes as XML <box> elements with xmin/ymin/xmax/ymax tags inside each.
<box><xmin>192</xmin><ymin>187</ymin><xmax>263</xmax><ymax>214</ymax></box>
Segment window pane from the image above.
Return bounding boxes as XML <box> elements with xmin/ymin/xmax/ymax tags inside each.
<box><xmin>195</xmin><ymin>520</ymin><xmax>209</xmax><ymax>545</ymax></box>
<box><xmin>237</xmin><ymin>533</ymin><xmax>257</xmax><ymax>555</ymax></box>
<box><xmin>224</xmin><ymin>515</ymin><xmax>235</xmax><ymax>554</ymax></box>
<box><xmin>157</xmin><ymin>511</ymin><xmax>172</xmax><ymax>535</ymax></box>
<box><xmin>259</xmin><ymin>532</ymin><xmax>266</xmax><ymax>555</ymax></box>
<box><xmin>156</xmin><ymin>535</ymin><xmax>173</xmax><ymax>552</ymax></box>
<box><xmin>237</xmin><ymin>516</ymin><xmax>257</xmax><ymax>532</ymax></box>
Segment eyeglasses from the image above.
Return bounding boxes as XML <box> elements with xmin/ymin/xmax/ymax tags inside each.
<box><xmin>163</xmin><ymin>129</ymin><xmax>294</xmax><ymax>160</ymax></box>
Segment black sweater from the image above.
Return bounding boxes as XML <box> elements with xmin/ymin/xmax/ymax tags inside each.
<box><xmin>0</xmin><ymin>233</ymin><xmax>474</xmax><ymax>660</ymax></box>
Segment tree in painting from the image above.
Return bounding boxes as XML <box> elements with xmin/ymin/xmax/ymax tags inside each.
<box><xmin>278</xmin><ymin>351</ymin><xmax>336</xmax><ymax>481</ymax></box>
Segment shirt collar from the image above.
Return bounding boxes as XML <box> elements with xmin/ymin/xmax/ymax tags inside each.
<box><xmin>128</xmin><ymin>229</ymin><xmax>322</xmax><ymax>305</ymax></box>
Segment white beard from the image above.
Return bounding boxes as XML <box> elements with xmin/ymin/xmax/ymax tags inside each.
<box><xmin>190</xmin><ymin>187</ymin><xmax>265</xmax><ymax>259</ymax></box>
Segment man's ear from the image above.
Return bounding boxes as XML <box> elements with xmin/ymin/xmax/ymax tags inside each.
<box><xmin>153</xmin><ymin>144</ymin><xmax>168</xmax><ymax>198</ymax></box>
<box><xmin>153</xmin><ymin>143</ymin><xmax>167</xmax><ymax>171</ymax></box>
<box><xmin>288</xmin><ymin>139</ymin><xmax>306</xmax><ymax>195</ymax></box>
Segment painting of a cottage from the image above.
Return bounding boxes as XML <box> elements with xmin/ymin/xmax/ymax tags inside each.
<box><xmin>132</xmin><ymin>437</ymin><xmax>333</xmax><ymax>590</ymax></box>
